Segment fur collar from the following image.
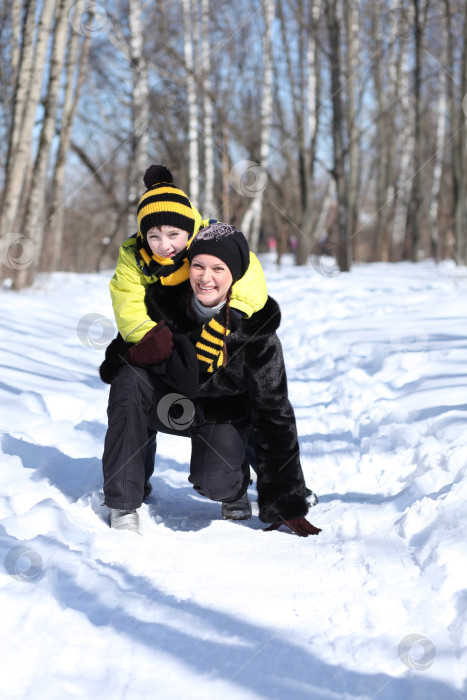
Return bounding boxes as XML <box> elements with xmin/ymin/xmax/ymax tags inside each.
<box><xmin>242</xmin><ymin>296</ymin><xmax>281</xmax><ymax>336</ymax></box>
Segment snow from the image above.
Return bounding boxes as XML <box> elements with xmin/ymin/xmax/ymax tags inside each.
<box><xmin>1</xmin><ymin>256</ymin><xmax>466</xmax><ymax>700</ymax></box>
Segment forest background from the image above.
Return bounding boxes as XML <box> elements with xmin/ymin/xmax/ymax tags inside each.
<box><xmin>0</xmin><ymin>0</ymin><xmax>466</xmax><ymax>289</ymax></box>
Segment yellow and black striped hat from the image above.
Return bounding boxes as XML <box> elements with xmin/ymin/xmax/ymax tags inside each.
<box><xmin>137</xmin><ymin>165</ymin><xmax>196</xmax><ymax>238</ymax></box>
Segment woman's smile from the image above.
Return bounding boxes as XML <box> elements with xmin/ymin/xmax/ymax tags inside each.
<box><xmin>189</xmin><ymin>254</ymin><xmax>233</xmax><ymax>307</ymax></box>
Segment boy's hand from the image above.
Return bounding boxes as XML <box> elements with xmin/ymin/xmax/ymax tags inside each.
<box><xmin>126</xmin><ymin>321</ymin><xmax>173</xmax><ymax>366</ymax></box>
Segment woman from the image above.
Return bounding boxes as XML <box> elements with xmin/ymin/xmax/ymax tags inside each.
<box><xmin>101</xmin><ymin>164</ymin><xmax>268</xmax><ymax>527</ymax></box>
<box><xmin>100</xmin><ymin>224</ymin><xmax>320</xmax><ymax>537</ymax></box>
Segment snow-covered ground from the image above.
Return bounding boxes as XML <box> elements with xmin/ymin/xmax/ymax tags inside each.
<box><xmin>1</xmin><ymin>255</ymin><xmax>466</xmax><ymax>700</ymax></box>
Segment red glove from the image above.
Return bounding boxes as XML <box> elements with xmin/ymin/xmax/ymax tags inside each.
<box><xmin>126</xmin><ymin>321</ymin><xmax>173</xmax><ymax>366</ymax></box>
<box><xmin>264</xmin><ymin>517</ymin><xmax>322</xmax><ymax>537</ymax></box>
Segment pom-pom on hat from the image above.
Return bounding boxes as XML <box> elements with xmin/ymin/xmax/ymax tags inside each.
<box><xmin>187</xmin><ymin>223</ymin><xmax>250</xmax><ymax>284</ymax></box>
<box><xmin>137</xmin><ymin>165</ymin><xmax>196</xmax><ymax>237</ymax></box>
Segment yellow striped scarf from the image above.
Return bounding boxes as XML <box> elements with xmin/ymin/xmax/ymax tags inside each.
<box><xmin>195</xmin><ymin>317</ymin><xmax>230</xmax><ymax>373</ymax></box>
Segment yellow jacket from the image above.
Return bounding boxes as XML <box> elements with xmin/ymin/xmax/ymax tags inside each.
<box><xmin>110</xmin><ymin>232</ymin><xmax>268</xmax><ymax>342</ymax></box>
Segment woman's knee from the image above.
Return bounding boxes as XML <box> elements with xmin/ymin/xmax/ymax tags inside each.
<box><xmin>189</xmin><ymin>424</ymin><xmax>247</xmax><ymax>501</ymax></box>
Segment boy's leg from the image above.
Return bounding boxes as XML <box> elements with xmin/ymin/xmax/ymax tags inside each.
<box><xmin>103</xmin><ymin>364</ymin><xmax>195</xmax><ymax>510</ymax></box>
<box><xmin>188</xmin><ymin>424</ymin><xmax>250</xmax><ymax>503</ymax></box>
<box><xmin>143</xmin><ymin>429</ymin><xmax>157</xmax><ymax>498</ymax></box>
<box><xmin>103</xmin><ymin>365</ymin><xmax>158</xmax><ymax>510</ymax></box>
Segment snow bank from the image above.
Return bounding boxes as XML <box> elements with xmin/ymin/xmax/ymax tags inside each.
<box><xmin>1</xmin><ymin>258</ymin><xmax>466</xmax><ymax>699</ymax></box>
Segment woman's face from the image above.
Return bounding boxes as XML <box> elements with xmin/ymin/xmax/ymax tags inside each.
<box><xmin>189</xmin><ymin>254</ymin><xmax>233</xmax><ymax>307</ymax></box>
<box><xmin>146</xmin><ymin>225</ymin><xmax>189</xmax><ymax>257</ymax></box>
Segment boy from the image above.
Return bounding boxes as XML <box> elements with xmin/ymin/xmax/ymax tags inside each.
<box><xmin>110</xmin><ymin>165</ymin><xmax>267</xmax><ymax>346</ymax></box>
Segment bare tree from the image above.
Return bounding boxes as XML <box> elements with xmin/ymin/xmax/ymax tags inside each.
<box><xmin>3</xmin><ymin>0</ymin><xmax>37</xmax><ymax>177</ymax></box>
<box><xmin>391</xmin><ymin>4</ymin><xmax>415</xmax><ymax>256</ymax></box>
<box><xmin>2</xmin><ymin>0</ymin><xmax>464</xmax><ymax>285</ymax></box>
<box><xmin>344</xmin><ymin>0</ymin><xmax>360</xmax><ymax>260</ymax></box>
<box><xmin>183</xmin><ymin>0</ymin><xmax>200</xmax><ymax>207</ymax></box>
<box><xmin>127</xmin><ymin>0</ymin><xmax>149</xmax><ymax>234</ymax></box>
<box><xmin>240</xmin><ymin>0</ymin><xmax>274</xmax><ymax>251</ymax></box>
<box><xmin>221</xmin><ymin>125</ymin><xmax>231</xmax><ymax>222</ymax></box>
<box><xmin>326</xmin><ymin>0</ymin><xmax>351</xmax><ymax>271</ymax></box>
<box><xmin>406</xmin><ymin>0</ymin><xmax>426</xmax><ymax>261</ymax></box>
<box><xmin>1</xmin><ymin>0</ymin><xmax>55</xmax><ymax>244</ymax></box>
<box><xmin>428</xmin><ymin>7</ymin><xmax>448</xmax><ymax>260</ymax></box>
<box><xmin>278</xmin><ymin>0</ymin><xmax>322</xmax><ymax>266</ymax></box>
<box><xmin>315</xmin><ymin>178</ymin><xmax>336</xmax><ymax>245</ymax></box>
<box><xmin>44</xmin><ymin>17</ymin><xmax>91</xmax><ymax>272</ymax></box>
<box><xmin>451</xmin><ymin>0</ymin><xmax>467</xmax><ymax>263</ymax></box>
<box><xmin>9</xmin><ymin>0</ymin><xmax>22</xmax><ymax>91</ymax></box>
<box><xmin>201</xmin><ymin>0</ymin><xmax>214</xmax><ymax>216</ymax></box>
<box><xmin>16</xmin><ymin>0</ymin><xmax>71</xmax><ymax>288</ymax></box>
<box><xmin>371</xmin><ymin>0</ymin><xmax>398</xmax><ymax>261</ymax></box>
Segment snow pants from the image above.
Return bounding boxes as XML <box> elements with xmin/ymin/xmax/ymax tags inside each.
<box><xmin>102</xmin><ymin>365</ymin><xmax>250</xmax><ymax>510</ymax></box>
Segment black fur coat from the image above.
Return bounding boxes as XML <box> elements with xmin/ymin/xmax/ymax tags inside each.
<box><xmin>100</xmin><ymin>281</ymin><xmax>312</xmax><ymax>522</ymax></box>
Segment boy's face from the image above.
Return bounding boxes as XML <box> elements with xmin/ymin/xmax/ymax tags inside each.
<box><xmin>146</xmin><ymin>225</ymin><xmax>189</xmax><ymax>258</ymax></box>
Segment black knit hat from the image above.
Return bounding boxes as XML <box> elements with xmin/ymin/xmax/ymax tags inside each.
<box><xmin>137</xmin><ymin>165</ymin><xmax>196</xmax><ymax>237</ymax></box>
<box><xmin>187</xmin><ymin>223</ymin><xmax>250</xmax><ymax>283</ymax></box>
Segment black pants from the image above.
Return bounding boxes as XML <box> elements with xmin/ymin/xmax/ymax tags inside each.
<box><xmin>144</xmin><ymin>429</ymin><xmax>258</xmax><ymax>483</ymax></box>
<box><xmin>102</xmin><ymin>365</ymin><xmax>250</xmax><ymax>510</ymax></box>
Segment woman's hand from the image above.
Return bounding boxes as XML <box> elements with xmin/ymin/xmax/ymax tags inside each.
<box><xmin>264</xmin><ymin>517</ymin><xmax>322</xmax><ymax>537</ymax></box>
<box><xmin>126</xmin><ymin>321</ymin><xmax>173</xmax><ymax>366</ymax></box>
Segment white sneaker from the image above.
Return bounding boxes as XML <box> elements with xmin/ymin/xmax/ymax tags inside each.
<box><xmin>109</xmin><ymin>508</ymin><xmax>140</xmax><ymax>533</ymax></box>
<box><xmin>222</xmin><ymin>492</ymin><xmax>252</xmax><ymax>520</ymax></box>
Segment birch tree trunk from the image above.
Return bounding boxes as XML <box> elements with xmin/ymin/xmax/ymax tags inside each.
<box><xmin>15</xmin><ymin>0</ymin><xmax>71</xmax><ymax>288</ymax></box>
<box><xmin>4</xmin><ymin>0</ymin><xmax>36</xmax><ymax>170</ymax></box>
<box><xmin>296</xmin><ymin>0</ymin><xmax>322</xmax><ymax>265</ymax></box>
<box><xmin>240</xmin><ymin>0</ymin><xmax>274</xmax><ymax>251</ymax></box>
<box><xmin>372</xmin><ymin>0</ymin><xmax>387</xmax><ymax>260</ymax></box>
<box><xmin>127</xmin><ymin>0</ymin><xmax>149</xmax><ymax>236</ymax></box>
<box><xmin>344</xmin><ymin>0</ymin><xmax>359</xmax><ymax>262</ymax></box>
<box><xmin>221</xmin><ymin>125</ymin><xmax>231</xmax><ymax>223</ymax></box>
<box><xmin>315</xmin><ymin>178</ymin><xmax>336</xmax><ymax>245</ymax></box>
<box><xmin>372</xmin><ymin>0</ymin><xmax>399</xmax><ymax>261</ymax></box>
<box><xmin>1</xmin><ymin>0</ymin><xmax>56</xmax><ymax>285</ymax></box>
<box><xmin>428</xmin><ymin>12</ymin><xmax>447</xmax><ymax>260</ymax></box>
<box><xmin>44</xmin><ymin>22</ymin><xmax>91</xmax><ymax>271</ymax></box>
<box><xmin>3</xmin><ymin>0</ymin><xmax>55</xmax><ymax>232</ymax></box>
<box><xmin>452</xmin><ymin>0</ymin><xmax>467</xmax><ymax>263</ymax></box>
<box><xmin>276</xmin><ymin>0</ymin><xmax>305</xmax><ymax>258</ymax></box>
<box><xmin>9</xmin><ymin>0</ymin><xmax>22</xmax><ymax>95</ymax></box>
<box><xmin>0</xmin><ymin>0</ymin><xmax>38</xmax><ymax>241</ymax></box>
<box><xmin>391</xmin><ymin>6</ymin><xmax>415</xmax><ymax>254</ymax></box>
<box><xmin>201</xmin><ymin>0</ymin><xmax>214</xmax><ymax>216</ymax></box>
<box><xmin>182</xmin><ymin>0</ymin><xmax>199</xmax><ymax>208</ymax></box>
